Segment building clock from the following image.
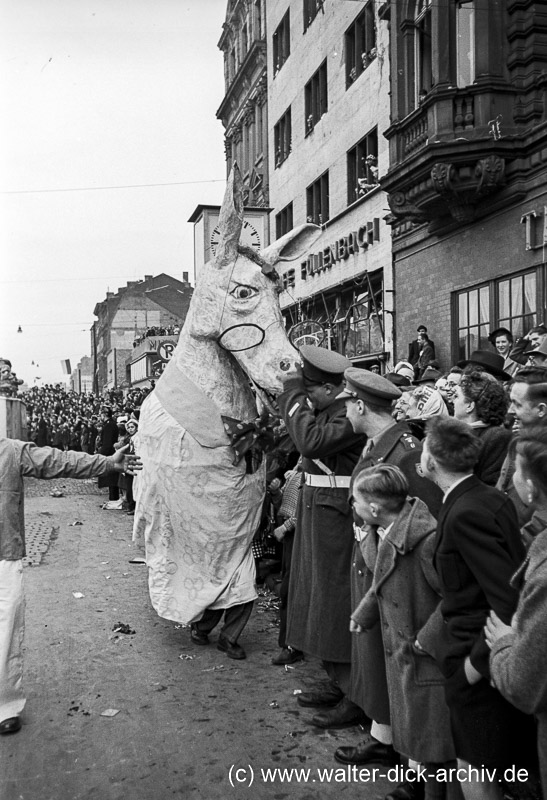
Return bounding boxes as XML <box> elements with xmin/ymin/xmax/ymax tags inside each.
<box><xmin>210</xmin><ymin>219</ymin><xmax>261</xmax><ymax>255</ymax></box>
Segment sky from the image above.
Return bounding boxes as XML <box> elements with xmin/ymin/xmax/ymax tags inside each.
<box><xmin>0</xmin><ymin>0</ymin><xmax>228</xmax><ymax>386</ymax></box>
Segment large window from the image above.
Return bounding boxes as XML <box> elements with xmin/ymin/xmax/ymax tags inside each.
<box><xmin>305</xmin><ymin>60</ymin><xmax>328</xmax><ymax>136</ymax></box>
<box><xmin>274</xmin><ymin>107</ymin><xmax>292</xmax><ymax>168</ymax></box>
<box><xmin>273</xmin><ymin>10</ymin><xmax>290</xmax><ymax>76</ymax></box>
<box><xmin>347</xmin><ymin>128</ymin><xmax>378</xmax><ymax>204</ymax></box>
<box><xmin>345</xmin><ymin>3</ymin><xmax>376</xmax><ymax>88</ymax></box>
<box><xmin>303</xmin><ymin>0</ymin><xmax>324</xmax><ymax>32</ymax></box>
<box><xmin>455</xmin><ymin>268</ymin><xmax>542</xmax><ymax>361</ymax></box>
<box><xmin>276</xmin><ymin>202</ymin><xmax>294</xmax><ymax>239</ymax></box>
<box><xmin>414</xmin><ymin>0</ymin><xmax>433</xmax><ymax>108</ymax></box>
<box><xmin>306</xmin><ymin>171</ymin><xmax>329</xmax><ymax>225</ymax></box>
<box><xmin>456</xmin><ymin>1</ymin><xmax>475</xmax><ymax>87</ymax></box>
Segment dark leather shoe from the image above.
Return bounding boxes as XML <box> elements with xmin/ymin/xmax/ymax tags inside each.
<box><xmin>271</xmin><ymin>647</ymin><xmax>304</xmax><ymax>666</ymax></box>
<box><xmin>311</xmin><ymin>697</ymin><xmax>368</xmax><ymax>729</ymax></box>
<box><xmin>297</xmin><ymin>684</ymin><xmax>344</xmax><ymax>708</ymax></box>
<box><xmin>190</xmin><ymin>624</ymin><xmax>209</xmax><ymax>645</ymax></box>
<box><xmin>334</xmin><ymin>738</ymin><xmax>398</xmax><ymax>766</ymax></box>
<box><xmin>0</xmin><ymin>717</ymin><xmax>21</xmax><ymax>735</ymax></box>
<box><xmin>217</xmin><ymin>634</ymin><xmax>246</xmax><ymax>660</ymax></box>
<box><xmin>385</xmin><ymin>780</ymin><xmax>425</xmax><ymax>800</ymax></box>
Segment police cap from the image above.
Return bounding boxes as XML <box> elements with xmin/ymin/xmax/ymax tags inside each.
<box><xmin>299</xmin><ymin>345</ymin><xmax>352</xmax><ymax>384</ymax></box>
<box><xmin>337</xmin><ymin>367</ymin><xmax>402</xmax><ymax>407</ymax></box>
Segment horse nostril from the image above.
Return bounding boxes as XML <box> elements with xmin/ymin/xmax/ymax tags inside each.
<box><xmin>279</xmin><ymin>360</ymin><xmax>291</xmax><ymax>372</ymax></box>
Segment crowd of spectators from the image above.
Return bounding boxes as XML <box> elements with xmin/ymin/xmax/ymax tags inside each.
<box><xmin>21</xmin><ymin>384</ymin><xmax>152</xmax><ymax>454</ymax></box>
<box><xmin>132</xmin><ymin>324</ymin><xmax>180</xmax><ymax>348</ymax></box>
<box><xmin>265</xmin><ymin>319</ymin><xmax>547</xmax><ymax>800</ymax></box>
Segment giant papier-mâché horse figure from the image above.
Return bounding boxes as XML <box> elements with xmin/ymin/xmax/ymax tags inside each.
<box><xmin>133</xmin><ymin>166</ymin><xmax>320</xmax><ymax>624</ymax></box>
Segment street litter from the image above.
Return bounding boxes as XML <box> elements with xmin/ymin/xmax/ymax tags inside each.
<box><xmin>68</xmin><ymin>520</ymin><xmax>83</xmax><ymax>526</ymax></box>
<box><xmin>128</xmin><ymin>557</ymin><xmax>146</xmax><ymax>564</ymax></box>
<box><xmin>269</xmin><ymin>701</ymin><xmax>279</xmax><ymax>708</ymax></box>
<box><xmin>100</xmin><ymin>708</ymin><xmax>120</xmax><ymax>717</ymax></box>
<box><xmin>202</xmin><ymin>665</ymin><xmax>225</xmax><ymax>672</ymax></box>
<box><xmin>292</xmin><ymin>689</ymin><xmax>303</xmax><ymax>695</ymax></box>
<box><xmin>112</xmin><ymin>623</ymin><xmax>135</xmax><ymax>635</ymax></box>
<box><xmin>284</xmin><ymin>665</ymin><xmax>295</xmax><ymax>671</ymax></box>
<box><xmin>50</xmin><ymin>490</ymin><xmax>64</xmax><ymax>497</ymax></box>
<box><xmin>72</xmin><ymin>592</ymin><xmax>85</xmax><ymax>599</ymax></box>
<box><xmin>178</xmin><ymin>653</ymin><xmax>196</xmax><ymax>660</ymax></box>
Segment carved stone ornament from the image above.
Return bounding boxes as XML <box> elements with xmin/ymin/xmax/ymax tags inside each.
<box><xmin>386</xmin><ymin>156</ymin><xmax>506</xmax><ymax>226</ymax></box>
<box><xmin>387</xmin><ymin>192</ymin><xmax>430</xmax><ymax>224</ymax></box>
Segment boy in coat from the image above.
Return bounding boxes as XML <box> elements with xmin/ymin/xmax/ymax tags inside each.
<box><xmin>350</xmin><ymin>463</ymin><xmax>456</xmax><ymax>800</ymax></box>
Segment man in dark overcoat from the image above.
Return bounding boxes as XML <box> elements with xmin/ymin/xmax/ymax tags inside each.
<box><xmin>278</xmin><ymin>346</ymin><xmax>366</xmax><ymax>729</ymax></box>
<box><xmin>334</xmin><ymin>368</ymin><xmax>442</xmax><ymax>768</ymax></box>
<box><xmin>420</xmin><ymin>417</ymin><xmax>537</xmax><ymax>798</ymax></box>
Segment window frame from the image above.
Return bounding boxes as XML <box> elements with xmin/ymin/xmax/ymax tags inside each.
<box><xmin>344</xmin><ymin>2</ymin><xmax>377</xmax><ymax>89</ymax></box>
<box><xmin>304</xmin><ymin>60</ymin><xmax>328</xmax><ymax>136</ymax></box>
<box><xmin>306</xmin><ymin>170</ymin><xmax>329</xmax><ymax>226</ymax></box>
<box><xmin>274</xmin><ymin>107</ymin><xmax>292</xmax><ymax>168</ymax></box>
<box><xmin>347</xmin><ymin>128</ymin><xmax>379</xmax><ymax>205</ymax></box>
<box><xmin>276</xmin><ymin>202</ymin><xmax>294</xmax><ymax>240</ymax></box>
<box><xmin>453</xmin><ymin>266</ymin><xmax>544</xmax><ymax>362</ymax></box>
<box><xmin>273</xmin><ymin>10</ymin><xmax>291</xmax><ymax>76</ymax></box>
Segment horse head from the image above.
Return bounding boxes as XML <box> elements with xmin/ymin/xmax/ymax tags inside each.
<box><xmin>179</xmin><ymin>165</ymin><xmax>321</xmax><ymax>412</ymax></box>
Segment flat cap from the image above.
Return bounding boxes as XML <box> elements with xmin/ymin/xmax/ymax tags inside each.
<box><xmin>337</xmin><ymin>367</ymin><xmax>401</xmax><ymax>406</ymax></box>
<box><xmin>299</xmin><ymin>345</ymin><xmax>352</xmax><ymax>383</ymax></box>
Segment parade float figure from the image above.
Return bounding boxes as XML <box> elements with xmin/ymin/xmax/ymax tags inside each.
<box><xmin>133</xmin><ymin>166</ymin><xmax>320</xmax><ymax>631</ymax></box>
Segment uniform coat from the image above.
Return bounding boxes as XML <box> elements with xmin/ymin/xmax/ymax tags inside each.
<box><xmin>278</xmin><ymin>378</ymin><xmax>364</xmax><ymax>662</ymax></box>
<box><xmin>348</xmin><ymin>422</ymin><xmax>442</xmax><ymax>722</ymax></box>
<box><xmin>351</xmin><ymin>497</ymin><xmax>455</xmax><ymax>764</ymax></box>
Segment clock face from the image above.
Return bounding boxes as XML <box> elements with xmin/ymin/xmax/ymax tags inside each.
<box><xmin>210</xmin><ymin>219</ymin><xmax>261</xmax><ymax>255</ymax></box>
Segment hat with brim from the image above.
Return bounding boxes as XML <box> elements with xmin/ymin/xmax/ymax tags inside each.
<box><xmin>488</xmin><ymin>327</ymin><xmax>513</xmax><ymax>344</ymax></box>
<box><xmin>385</xmin><ymin>372</ymin><xmax>411</xmax><ymax>387</ymax></box>
<box><xmin>528</xmin><ymin>338</ymin><xmax>547</xmax><ymax>358</ymax></box>
<box><xmin>299</xmin><ymin>345</ymin><xmax>352</xmax><ymax>384</ymax></box>
<box><xmin>337</xmin><ymin>367</ymin><xmax>401</xmax><ymax>406</ymax></box>
<box><xmin>413</xmin><ymin>367</ymin><xmax>443</xmax><ymax>385</ymax></box>
<box><xmin>457</xmin><ymin>350</ymin><xmax>512</xmax><ymax>381</ymax></box>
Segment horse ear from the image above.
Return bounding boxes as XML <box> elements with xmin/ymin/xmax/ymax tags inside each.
<box><xmin>214</xmin><ymin>164</ymin><xmax>244</xmax><ymax>269</ymax></box>
<box><xmin>261</xmin><ymin>223</ymin><xmax>322</xmax><ymax>266</ymax></box>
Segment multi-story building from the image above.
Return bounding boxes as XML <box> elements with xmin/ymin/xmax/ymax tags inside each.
<box><xmin>381</xmin><ymin>0</ymin><xmax>547</xmax><ymax>369</ymax></box>
<box><xmin>217</xmin><ymin>0</ymin><xmax>269</xmax><ymax>207</ymax></box>
<box><xmin>264</xmin><ymin>1</ymin><xmax>393</xmax><ymax>368</ymax></box>
<box><xmin>70</xmin><ymin>356</ymin><xmax>93</xmax><ymax>394</ymax></box>
<box><xmin>91</xmin><ymin>273</ymin><xmax>193</xmax><ymax>393</ymax></box>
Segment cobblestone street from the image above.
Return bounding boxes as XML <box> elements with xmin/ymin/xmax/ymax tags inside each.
<box><xmin>3</xmin><ymin>478</ymin><xmax>395</xmax><ymax>800</ymax></box>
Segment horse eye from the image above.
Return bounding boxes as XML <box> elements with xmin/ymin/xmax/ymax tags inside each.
<box><xmin>231</xmin><ymin>285</ymin><xmax>258</xmax><ymax>300</ymax></box>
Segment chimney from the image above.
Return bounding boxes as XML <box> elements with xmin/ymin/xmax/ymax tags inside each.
<box><xmin>182</xmin><ymin>271</ymin><xmax>189</xmax><ymax>283</ymax></box>
<box><xmin>144</xmin><ymin>274</ymin><xmax>153</xmax><ymax>281</ymax></box>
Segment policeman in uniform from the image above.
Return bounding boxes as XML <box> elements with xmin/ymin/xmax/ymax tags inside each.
<box><xmin>278</xmin><ymin>346</ymin><xmax>367</xmax><ymax>729</ymax></box>
<box><xmin>334</xmin><ymin>368</ymin><xmax>442</xmax><ymax>768</ymax></box>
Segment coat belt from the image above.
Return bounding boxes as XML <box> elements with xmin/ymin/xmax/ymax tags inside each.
<box><xmin>304</xmin><ymin>473</ymin><xmax>351</xmax><ymax>489</ymax></box>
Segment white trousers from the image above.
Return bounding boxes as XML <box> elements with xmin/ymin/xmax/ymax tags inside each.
<box><xmin>0</xmin><ymin>560</ymin><xmax>26</xmax><ymax>722</ymax></box>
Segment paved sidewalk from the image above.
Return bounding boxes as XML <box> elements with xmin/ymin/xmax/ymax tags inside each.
<box><xmin>2</xmin><ymin>479</ymin><xmax>394</xmax><ymax>800</ymax></box>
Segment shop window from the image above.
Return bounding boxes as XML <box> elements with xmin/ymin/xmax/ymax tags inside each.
<box><xmin>347</xmin><ymin>128</ymin><xmax>378</xmax><ymax>204</ymax></box>
<box><xmin>274</xmin><ymin>107</ymin><xmax>292</xmax><ymax>168</ymax></box>
<box><xmin>276</xmin><ymin>202</ymin><xmax>294</xmax><ymax>239</ymax></box>
<box><xmin>273</xmin><ymin>10</ymin><xmax>290</xmax><ymax>76</ymax></box>
<box><xmin>414</xmin><ymin>0</ymin><xmax>433</xmax><ymax>109</ymax></box>
<box><xmin>456</xmin><ymin>1</ymin><xmax>475</xmax><ymax>88</ymax></box>
<box><xmin>304</xmin><ymin>0</ymin><xmax>324</xmax><ymax>32</ymax></box>
<box><xmin>345</xmin><ymin>2</ymin><xmax>377</xmax><ymax>88</ymax></box>
<box><xmin>306</xmin><ymin>171</ymin><xmax>329</xmax><ymax>225</ymax></box>
<box><xmin>304</xmin><ymin>60</ymin><xmax>328</xmax><ymax>136</ymax></box>
<box><xmin>342</xmin><ymin>275</ymin><xmax>384</xmax><ymax>358</ymax></box>
<box><xmin>455</xmin><ymin>268</ymin><xmax>542</xmax><ymax>361</ymax></box>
